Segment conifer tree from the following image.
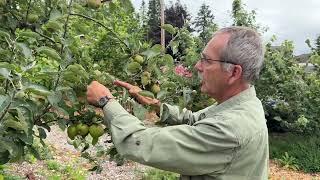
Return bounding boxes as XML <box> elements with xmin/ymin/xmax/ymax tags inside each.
<box><xmin>194</xmin><ymin>3</ymin><xmax>218</xmax><ymax>44</ymax></box>
<box><xmin>146</xmin><ymin>0</ymin><xmax>161</xmax><ymax>43</ymax></box>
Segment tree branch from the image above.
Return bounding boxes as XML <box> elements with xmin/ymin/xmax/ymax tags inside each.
<box><xmin>53</xmin><ymin>0</ymin><xmax>73</xmax><ymax>91</ymax></box>
<box><xmin>70</xmin><ymin>13</ymin><xmax>130</xmax><ymax>49</ymax></box>
<box><xmin>34</xmin><ymin>31</ymin><xmax>57</xmax><ymax>44</ymax></box>
<box><xmin>36</xmin><ymin>0</ymin><xmax>73</xmax><ymax>125</ymax></box>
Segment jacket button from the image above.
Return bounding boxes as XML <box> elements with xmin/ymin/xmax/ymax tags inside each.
<box><xmin>136</xmin><ymin>140</ymin><xmax>141</xmax><ymax>146</ymax></box>
<box><xmin>199</xmin><ymin>113</ymin><xmax>206</xmax><ymax>120</ymax></box>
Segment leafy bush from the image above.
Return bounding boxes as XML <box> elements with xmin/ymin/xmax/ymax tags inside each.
<box><xmin>270</xmin><ymin>133</ymin><xmax>320</xmax><ymax>173</ymax></box>
<box><xmin>275</xmin><ymin>152</ymin><xmax>299</xmax><ymax>170</ymax></box>
<box><xmin>0</xmin><ymin>0</ymin><xmax>143</xmax><ymax>166</ymax></box>
<box><xmin>256</xmin><ymin>39</ymin><xmax>320</xmax><ymax>133</ymax></box>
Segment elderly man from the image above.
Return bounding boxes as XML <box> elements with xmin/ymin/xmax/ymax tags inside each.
<box><xmin>87</xmin><ymin>26</ymin><xmax>268</xmax><ymax>180</ymax></box>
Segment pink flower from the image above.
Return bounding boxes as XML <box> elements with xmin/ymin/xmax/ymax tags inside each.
<box><xmin>174</xmin><ymin>65</ymin><xmax>193</xmax><ymax>78</ymax></box>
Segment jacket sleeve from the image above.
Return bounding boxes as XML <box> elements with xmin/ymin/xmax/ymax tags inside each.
<box><xmin>103</xmin><ymin>100</ymin><xmax>239</xmax><ymax>176</ymax></box>
<box><xmin>159</xmin><ymin>103</ymin><xmax>208</xmax><ymax>125</ymax></box>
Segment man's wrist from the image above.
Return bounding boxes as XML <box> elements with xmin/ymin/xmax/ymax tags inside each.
<box><xmin>97</xmin><ymin>95</ymin><xmax>114</xmax><ymax>108</ymax></box>
<box><xmin>150</xmin><ymin>99</ymin><xmax>161</xmax><ymax>115</ymax></box>
<box><xmin>150</xmin><ymin>99</ymin><xmax>161</xmax><ymax>107</ymax></box>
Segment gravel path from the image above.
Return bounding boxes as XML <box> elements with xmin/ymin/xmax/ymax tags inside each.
<box><xmin>46</xmin><ymin>126</ymin><xmax>148</xmax><ymax>180</ymax></box>
<box><xmin>5</xmin><ymin>125</ymin><xmax>148</xmax><ymax>180</ymax></box>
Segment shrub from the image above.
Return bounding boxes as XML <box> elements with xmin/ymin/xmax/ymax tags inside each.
<box><xmin>270</xmin><ymin>133</ymin><xmax>320</xmax><ymax>173</ymax></box>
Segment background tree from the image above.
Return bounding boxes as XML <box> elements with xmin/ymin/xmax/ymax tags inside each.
<box><xmin>193</xmin><ymin>3</ymin><xmax>218</xmax><ymax>45</ymax></box>
<box><xmin>231</xmin><ymin>0</ymin><xmax>266</xmax><ymax>32</ymax></box>
<box><xmin>146</xmin><ymin>0</ymin><xmax>161</xmax><ymax>44</ymax></box>
<box><xmin>165</xmin><ymin>0</ymin><xmax>191</xmax><ymax>29</ymax></box>
<box><xmin>137</xmin><ymin>0</ymin><xmax>148</xmax><ymax>33</ymax></box>
<box><xmin>315</xmin><ymin>35</ymin><xmax>320</xmax><ymax>54</ymax></box>
<box><xmin>164</xmin><ymin>0</ymin><xmax>192</xmax><ymax>45</ymax></box>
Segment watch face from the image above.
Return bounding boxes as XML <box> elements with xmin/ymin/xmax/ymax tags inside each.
<box><xmin>98</xmin><ymin>97</ymin><xmax>108</xmax><ymax>107</ymax></box>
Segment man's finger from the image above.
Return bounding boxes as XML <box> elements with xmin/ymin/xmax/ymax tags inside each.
<box><xmin>114</xmin><ymin>80</ymin><xmax>133</xmax><ymax>89</ymax></box>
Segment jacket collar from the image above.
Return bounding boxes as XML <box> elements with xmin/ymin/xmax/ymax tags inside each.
<box><xmin>206</xmin><ymin>86</ymin><xmax>257</xmax><ymax>114</ymax></box>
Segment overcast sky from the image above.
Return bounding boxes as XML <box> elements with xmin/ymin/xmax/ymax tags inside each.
<box><xmin>132</xmin><ymin>0</ymin><xmax>320</xmax><ymax>55</ymax></box>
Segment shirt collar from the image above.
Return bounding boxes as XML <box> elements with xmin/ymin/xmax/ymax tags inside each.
<box><xmin>206</xmin><ymin>86</ymin><xmax>257</xmax><ymax>114</ymax></box>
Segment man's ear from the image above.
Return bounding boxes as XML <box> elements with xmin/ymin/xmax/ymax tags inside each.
<box><xmin>227</xmin><ymin>65</ymin><xmax>243</xmax><ymax>84</ymax></box>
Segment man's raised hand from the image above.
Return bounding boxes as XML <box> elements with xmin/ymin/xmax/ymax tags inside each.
<box><xmin>114</xmin><ymin>80</ymin><xmax>161</xmax><ymax>107</ymax></box>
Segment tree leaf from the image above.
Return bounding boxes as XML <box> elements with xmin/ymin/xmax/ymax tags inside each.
<box><xmin>48</xmin><ymin>91</ymin><xmax>62</xmax><ymax>106</ymax></box>
<box><xmin>3</xmin><ymin>119</ymin><xmax>28</xmax><ymax>133</ymax></box>
<box><xmin>132</xmin><ymin>101</ymin><xmax>147</xmax><ymax>120</ymax></box>
<box><xmin>157</xmin><ymin>90</ymin><xmax>168</xmax><ymax>99</ymax></box>
<box><xmin>49</xmin><ymin>9</ymin><xmax>62</xmax><ymax>20</ymax></box>
<box><xmin>161</xmin><ymin>24</ymin><xmax>176</xmax><ymax>35</ymax></box>
<box><xmin>63</xmin><ymin>89</ymin><xmax>78</xmax><ymax>105</ymax></box>
<box><xmin>0</xmin><ymin>138</ymin><xmax>16</xmax><ymax>164</ymax></box>
<box><xmin>19</xmin><ymin>31</ymin><xmax>41</xmax><ymax>40</ymax></box>
<box><xmin>8</xmin><ymin>141</ymin><xmax>24</xmax><ymax>162</ymax></box>
<box><xmin>0</xmin><ymin>150</ymin><xmax>10</xmax><ymax>164</ymax></box>
<box><xmin>0</xmin><ymin>68</ymin><xmax>11</xmax><ymax>80</ymax></box>
<box><xmin>54</xmin><ymin>106</ymin><xmax>69</xmax><ymax>119</ymax></box>
<box><xmin>22</xmin><ymin>61</ymin><xmax>36</xmax><ymax>72</ymax></box>
<box><xmin>0</xmin><ymin>95</ymin><xmax>11</xmax><ymax>116</ymax></box>
<box><xmin>23</xmin><ymin>82</ymin><xmax>51</xmax><ymax>96</ymax></box>
<box><xmin>64</xmin><ymin>64</ymin><xmax>89</xmax><ymax>82</ymax></box>
<box><xmin>162</xmin><ymin>54</ymin><xmax>174</xmax><ymax>66</ymax></box>
<box><xmin>57</xmin><ymin>119</ymin><xmax>67</xmax><ymax>131</ymax></box>
<box><xmin>138</xmin><ymin>90</ymin><xmax>155</xmax><ymax>98</ymax></box>
<box><xmin>38</xmin><ymin>127</ymin><xmax>47</xmax><ymax>139</ymax></box>
<box><xmin>170</xmin><ymin>41</ymin><xmax>179</xmax><ymax>55</ymax></box>
<box><xmin>0</xmin><ymin>30</ymin><xmax>10</xmax><ymax>40</ymax></box>
<box><xmin>273</xmin><ymin>116</ymin><xmax>282</xmax><ymax>122</ymax></box>
<box><xmin>152</xmin><ymin>44</ymin><xmax>163</xmax><ymax>53</ymax></box>
<box><xmin>0</xmin><ymin>62</ymin><xmax>15</xmax><ymax>71</ymax></box>
<box><xmin>118</xmin><ymin>0</ymin><xmax>134</xmax><ymax>13</ymax></box>
<box><xmin>16</xmin><ymin>43</ymin><xmax>32</xmax><ymax>58</ymax></box>
<box><xmin>27</xmin><ymin>145</ymin><xmax>41</xmax><ymax>159</ymax></box>
<box><xmin>141</xmin><ymin>44</ymin><xmax>162</xmax><ymax>59</ymax></box>
<box><xmin>37</xmin><ymin>46</ymin><xmax>61</xmax><ymax>61</ymax></box>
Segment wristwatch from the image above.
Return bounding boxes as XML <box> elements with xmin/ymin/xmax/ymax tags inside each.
<box><xmin>97</xmin><ymin>96</ymin><xmax>113</xmax><ymax>108</ymax></box>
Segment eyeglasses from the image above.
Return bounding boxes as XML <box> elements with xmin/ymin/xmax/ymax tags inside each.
<box><xmin>200</xmin><ymin>54</ymin><xmax>238</xmax><ymax>65</ymax></box>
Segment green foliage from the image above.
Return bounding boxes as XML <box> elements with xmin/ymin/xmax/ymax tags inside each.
<box><xmin>231</xmin><ymin>0</ymin><xmax>267</xmax><ymax>32</ymax></box>
<box><xmin>63</xmin><ymin>165</ymin><xmax>86</xmax><ymax>180</ymax></box>
<box><xmin>276</xmin><ymin>152</ymin><xmax>300</xmax><ymax>171</ymax></box>
<box><xmin>0</xmin><ymin>0</ymin><xmax>134</xmax><ymax>166</ymax></box>
<box><xmin>146</xmin><ymin>0</ymin><xmax>161</xmax><ymax>43</ymax></box>
<box><xmin>1</xmin><ymin>0</ymin><xmax>318</xmax><ymax>176</ymax></box>
<box><xmin>315</xmin><ymin>35</ymin><xmax>320</xmax><ymax>54</ymax></box>
<box><xmin>270</xmin><ymin>133</ymin><xmax>320</xmax><ymax>173</ymax></box>
<box><xmin>0</xmin><ymin>165</ymin><xmax>24</xmax><ymax>180</ymax></box>
<box><xmin>165</xmin><ymin>1</ymin><xmax>191</xmax><ymax>30</ymax></box>
<box><xmin>24</xmin><ymin>138</ymin><xmax>53</xmax><ymax>162</ymax></box>
<box><xmin>46</xmin><ymin>160</ymin><xmax>61</xmax><ymax>171</ymax></box>
<box><xmin>193</xmin><ymin>3</ymin><xmax>218</xmax><ymax>44</ymax></box>
<box><xmin>256</xmin><ymin>39</ymin><xmax>320</xmax><ymax>133</ymax></box>
<box><xmin>44</xmin><ymin>161</ymin><xmax>87</xmax><ymax>179</ymax></box>
<box><xmin>165</xmin><ymin>1</ymin><xmax>192</xmax><ymax>45</ymax></box>
<box><xmin>141</xmin><ymin>168</ymin><xmax>179</xmax><ymax>180</ymax></box>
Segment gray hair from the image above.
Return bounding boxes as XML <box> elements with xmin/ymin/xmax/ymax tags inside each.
<box><xmin>216</xmin><ymin>26</ymin><xmax>264</xmax><ymax>82</ymax></box>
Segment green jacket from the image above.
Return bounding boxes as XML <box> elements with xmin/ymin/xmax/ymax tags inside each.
<box><xmin>103</xmin><ymin>86</ymin><xmax>269</xmax><ymax>180</ymax></box>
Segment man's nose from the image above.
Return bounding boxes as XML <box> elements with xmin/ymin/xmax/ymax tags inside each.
<box><xmin>195</xmin><ymin>61</ymin><xmax>202</xmax><ymax>71</ymax></box>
